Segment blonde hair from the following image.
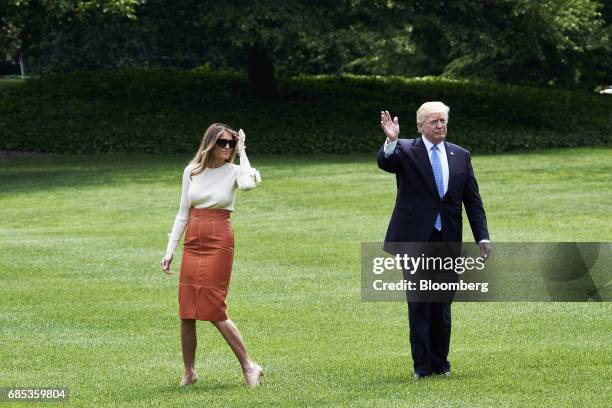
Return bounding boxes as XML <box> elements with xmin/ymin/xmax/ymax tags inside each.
<box><xmin>189</xmin><ymin>123</ymin><xmax>238</xmax><ymax>178</ymax></box>
<box><xmin>416</xmin><ymin>101</ymin><xmax>450</xmax><ymax>131</ymax></box>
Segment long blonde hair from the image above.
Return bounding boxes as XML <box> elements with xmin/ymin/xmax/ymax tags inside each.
<box><xmin>189</xmin><ymin>123</ymin><xmax>238</xmax><ymax>178</ymax></box>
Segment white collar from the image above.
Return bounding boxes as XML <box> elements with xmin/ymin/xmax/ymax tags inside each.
<box><xmin>421</xmin><ymin>135</ymin><xmax>445</xmax><ymax>153</ymax></box>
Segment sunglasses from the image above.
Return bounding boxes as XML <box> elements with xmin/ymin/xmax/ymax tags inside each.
<box><xmin>216</xmin><ymin>139</ymin><xmax>237</xmax><ymax>148</ymax></box>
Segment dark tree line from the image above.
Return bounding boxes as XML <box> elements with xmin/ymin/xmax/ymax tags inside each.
<box><xmin>1</xmin><ymin>0</ymin><xmax>610</xmax><ymax>95</ymax></box>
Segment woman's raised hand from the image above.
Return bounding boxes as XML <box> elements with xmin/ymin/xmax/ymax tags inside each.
<box><xmin>237</xmin><ymin>129</ymin><xmax>246</xmax><ymax>154</ymax></box>
<box><xmin>380</xmin><ymin>110</ymin><xmax>400</xmax><ymax>141</ymax></box>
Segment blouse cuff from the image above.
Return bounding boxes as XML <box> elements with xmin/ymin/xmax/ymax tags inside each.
<box><xmin>237</xmin><ymin>167</ymin><xmax>261</xmax><ymax>190</ymax></box>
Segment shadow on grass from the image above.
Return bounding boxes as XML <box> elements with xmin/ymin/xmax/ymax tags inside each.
<box><xmin>0</xmin><ymin>153</ymin><xmax>378</xmax><ymax>194</ymax></box>
<box><xmin>2</xmin><ymin>147</ymin><xmax>607</xmax><ymax>194</ymax></box>
<box><xmin>366</xmin><ymin>373</ymin><xmax>459</xmax><ymax>387</ymax></box>
<box><xmin>0</xmin><ymin>169</ymin><xmax>117</xmax><ymax>193</ymax></box>
<box><xmin>0</xmin><ymin>153</ymin><xmax>189</xmax><ymax>193</ymax></box>
<box><xmin>155</xmin><ymin>381</ymin><xmax>243</xmax><ymax>395</ymax></box>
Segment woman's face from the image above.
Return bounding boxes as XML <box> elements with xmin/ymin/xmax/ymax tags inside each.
<box><xmin>212</xmin><ymin>131</ymin><xmax>236</xmax><ymax>162</ymax></box>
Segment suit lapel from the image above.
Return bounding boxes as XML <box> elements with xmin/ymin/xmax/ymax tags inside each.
<box><xmin>444</xmin><ymin>141</ymin><xmax>454</xmax><ymax>195</ymax></box>
<box><xmin>412</xmin><ymin>138</ymin><xmax>439</xmax><ymax>198</ymax></box>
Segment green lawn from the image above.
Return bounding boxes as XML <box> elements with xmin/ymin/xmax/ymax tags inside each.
<box><xmin>0</xmin><ymin>78</ymin><xmax>24</xmax><ymax>90</ymax></box>
<box><xmin>1</xmin><ymin>148</ymin><xmax>611</xmax><ymax>407</ymax></box>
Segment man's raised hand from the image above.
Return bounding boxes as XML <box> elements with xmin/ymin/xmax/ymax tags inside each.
<box><xmin>380</xmin><ymin>110</ymin><xmax>400</xmax><ymax>142</ymax></box>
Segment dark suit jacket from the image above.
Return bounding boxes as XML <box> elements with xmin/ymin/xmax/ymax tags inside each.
<box><xmin>377</xmin><ymin>137</ymin><xmax>489</xmax><ymax>245</ymax></box>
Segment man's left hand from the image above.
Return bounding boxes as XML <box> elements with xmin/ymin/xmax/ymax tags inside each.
<box><xmin>479</xmin><ymin>241</ymin><xmax>491</xmax><ymax>262</ymax></box>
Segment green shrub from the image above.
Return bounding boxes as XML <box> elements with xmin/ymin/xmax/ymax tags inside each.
<box><xmin>1</xmin><ymin>69</ymin><xmax>610</xmax><ymax>154</ymax></box>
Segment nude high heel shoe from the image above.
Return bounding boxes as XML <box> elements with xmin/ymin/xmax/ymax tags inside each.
<box><xmin>179</xmin><ymin>372</ymin><xmax>198</xmax><ymax>387</ymax></box>
<box><xmin>244</xmin><ymin>363</ymin><xmax>264</xmax><ymax>387</ymax></box>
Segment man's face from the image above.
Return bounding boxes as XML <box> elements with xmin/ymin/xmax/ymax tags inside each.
<box><xmin>419</xmin><ymin>112</ymin><xmax>448</xmax><ymax>144</ymax></box>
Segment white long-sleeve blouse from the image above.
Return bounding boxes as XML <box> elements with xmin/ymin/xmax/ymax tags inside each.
<box><xmin>165</xmin><ymin>155</ymin><xmax>260</xmax><ymax>255</ymax></box>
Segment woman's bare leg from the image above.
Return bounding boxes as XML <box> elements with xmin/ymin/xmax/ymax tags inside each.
<box><xmin>211</xmin><ymin>319</ymin><xmax>252</xmax><ymax>369</ymax></box>
<box><xmin>180</xmin><ymin>319</ymin><xmax>198</xmax><ymax>386</ymax></box>
<box><xmin>212</xmin><ymin>319</ymin><xmax>263</xmax><ymax>385</ymax></box>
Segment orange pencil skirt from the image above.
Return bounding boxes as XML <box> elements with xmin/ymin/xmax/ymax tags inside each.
<box><xmin>179</xmin><ymin>208</ymin><xmax>234</xmax><ymax>321</ymax></box>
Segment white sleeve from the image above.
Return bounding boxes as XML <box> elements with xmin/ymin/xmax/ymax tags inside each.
<box><xmin>384</xmin><ymin>138</ymin><xmax>398</xmax><ymax>157</ymax></box>
<box><xmin>165</xmin><ymin>166</ymin><xmax>191</xmax><ymax>256</ymax></box>
<box><xmin>236</xmin><ymin>152</ymin><xmax>261</xmax><ymax>191</ymax></box>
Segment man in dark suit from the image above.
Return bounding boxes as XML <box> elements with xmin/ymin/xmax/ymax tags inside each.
<box><xmin>377</xmin><ymin>101</ymin><xmax>491</xmax><ymax>379</ymax></box>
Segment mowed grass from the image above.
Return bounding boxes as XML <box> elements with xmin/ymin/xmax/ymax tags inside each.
<box><xmin>0</xmin><ymin>147</ymin><xmax>611</xmax><ymax>407</ymax></box>
<box><xmin>0</xmin><ymin>78</ymin><xmax>23</xmax><ymax>90</ymax></box>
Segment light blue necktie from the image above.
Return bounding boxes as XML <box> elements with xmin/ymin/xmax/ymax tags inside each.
<box><xmin>431</xmin><ymin>144</ymin><xmax>444</xmax><ymax>231</ymax></box>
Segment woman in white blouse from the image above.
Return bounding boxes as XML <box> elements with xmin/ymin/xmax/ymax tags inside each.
<box><xmin>160</xmin><ymin>123</ymin><xmax>263</xmax><ymax>387</ymax></box>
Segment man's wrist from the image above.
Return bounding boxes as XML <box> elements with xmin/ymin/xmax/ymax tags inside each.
<box><xmin>385</xmin><ymin>137</ymin><xmax>398</xmax><ymax>145</ymax></box>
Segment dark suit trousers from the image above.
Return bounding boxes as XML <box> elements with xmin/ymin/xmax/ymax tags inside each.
<box><xmin>407</xmin><ymin>228</ymin><xmax>452</xmax><ymax>376</ymax></box>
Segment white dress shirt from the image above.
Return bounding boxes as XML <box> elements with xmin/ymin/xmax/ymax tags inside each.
<box><xmin>384</xmin><ymin>135</ymin><xmax>448</xmax><ymax>195</ymax></box>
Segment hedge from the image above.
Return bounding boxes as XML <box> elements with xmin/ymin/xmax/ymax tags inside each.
<box><xmin>1</xmin><ymin>69</ymin><xmax>610</xmax><ymax>154</ymax></box>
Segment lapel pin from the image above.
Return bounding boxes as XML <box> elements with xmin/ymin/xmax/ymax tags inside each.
<box><xmin>450</xmin><ymin>151</ymin><xmax>454</xmax><ymax>156</ymax></box>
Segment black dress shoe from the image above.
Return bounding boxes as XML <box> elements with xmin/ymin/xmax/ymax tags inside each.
<box><xmin>414</xmin><ymin>373</ymin><xmax>430</xmax><ymax>380</ymax></box>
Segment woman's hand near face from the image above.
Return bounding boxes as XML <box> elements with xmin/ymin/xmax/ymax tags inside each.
<box><xmin>237</xmin><ymin>129</ymin><xmax>246</xmax><ymax>154</ymax></box>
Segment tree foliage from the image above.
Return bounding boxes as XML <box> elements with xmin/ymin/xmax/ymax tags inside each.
<box><xmin>415</xmin><ymin>0</ymin><xmax>611</xmax><ymax>87</ymax></box>
<box><xmin>1</xmin><ymin>0</ymin><xmax>610</xmax><ymax>89</ymax></box>
<box><xmin>0</xmin><ymin>0</ymin><xmax>139</xmax><ymax>65</ymax></box>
